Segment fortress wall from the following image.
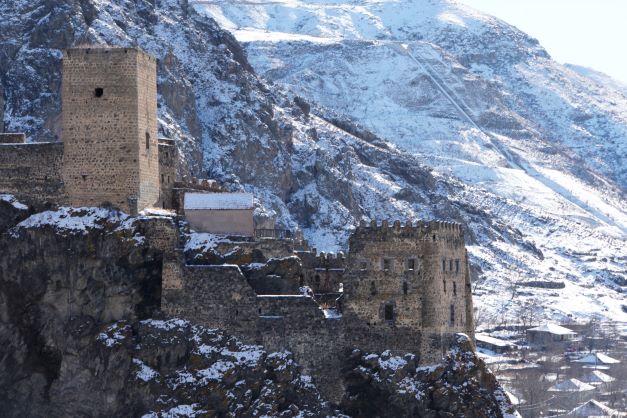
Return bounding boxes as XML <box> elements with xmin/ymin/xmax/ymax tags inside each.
<box><xmin>257</xmin><ymin>295</ymin><xmax>346</xmax><ymax>404</ymax></box>
<box><xmin>0</xmin><ymin>142</ymin><xmax>66</xmax><ymax>206</ymax></box>
<box><xmin>298</xmin><ymin>250</ymin><xmax>346</xmax><ymax>294</ymax></box>
<box><xmin>135</xmin><ymin>215</ymin><xmax>179</xmax><ymax>254</ymax></box>
<box><xmin>161</xmin><ymin>264</ymin><xmax>259</xmax><ymax>335</ymax></box>
<box><xmin>158</xmin><ymin>139</ymin><xmax>176</xmax><ymax>209</ymax></box>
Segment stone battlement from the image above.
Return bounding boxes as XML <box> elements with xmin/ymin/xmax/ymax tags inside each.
<box><xmin>65</xmin><ymin>46</ymin><xmax>156</xmax><ymax>62</ymax></box>
<box><xmin>354</xmin><ymin>219</ymin><xmax>464</xmax><ymax>241</ymax></box>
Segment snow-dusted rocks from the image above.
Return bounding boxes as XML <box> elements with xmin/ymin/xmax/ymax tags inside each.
<box><xmin>341</xmin><ymin>334</ymin><xmax>520</xmax><ymax>417</ymax></box>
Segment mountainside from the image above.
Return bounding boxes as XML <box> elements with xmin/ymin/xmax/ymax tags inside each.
<box><xmin>0</xmin><ymin>0</ymin><xmax>625</xmax><ymax>323</ymax></box>
<box><xmin>197</xmin><ymin>0</ymin><xmax>627</xmax><ymax>321</ymax></box>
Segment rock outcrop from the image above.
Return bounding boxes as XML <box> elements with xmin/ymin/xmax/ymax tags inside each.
<box><xmin>341</xmin><ymin>334</ymin><xmax>520</xmax><ymax>418</ymax></box>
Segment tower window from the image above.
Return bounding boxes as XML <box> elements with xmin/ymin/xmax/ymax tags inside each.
<box><xmin>406</xmin><ymin>258</ymin><xmax>415</xmax><ymax>271</ymax></box>
<box><xmin>455</xmin><ymin>259</ymin><xmax>460</xmax><ymax>273</ymax></box>
<box><xmin>161</xmin><ymin>174</ymin><xmax>164</xmax><ymax>183</ymax></box>
<box><xmin>370</xmin><ymin>281</ymin><xmax>377</xmax><ymax>296</ymax></box>
<box><xmin>94</xmin><ymin>88</ymin><xmax>104</xmax><ymax>97</ymax></box>
<box><xmin>384</xmin><ymin>304</ymin><xmax>394</xmax><ymax>321</ymax></box>
<box><xmin>442</xmin><ymin>259</ymin><xmax>446</xmax><ymax>272</ymax></box>
<box><xmin>443</xmin><ymin>280</ymin><xmax>446</xmax><ymax>293</ymax></box>
<box><xmin>403</xmin><ymin>282</ymin><xmax>408</xmax><ymax>295</ymax></box>
<box><xmin>382</xmin><ymin>258</ymin><xmax>392</xmax><ymax>271</ymax></box>
<box><xmin>145</xmin><ymin>132</ymin><xmax>150</xmax><ymax>149</ymax></box>
<box><xmin>449</xmin><ymin>260</ymin><xmax>453</xmax><ymax>271</ymax></box>
<box><xmin>453</xmin><ymin>282</ymin><xmax>457</xmax><ymax>296</ymax></box>
<box><xmin>450</xmin><ymin>305</ymin><xmax>455</xmax><ymax>325</ymax></box>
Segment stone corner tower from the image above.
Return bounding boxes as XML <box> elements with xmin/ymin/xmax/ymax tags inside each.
<box><xmin>62</xmin><ymin>46</ymin><xmax>159</xmax><ymax>214</ymax></box>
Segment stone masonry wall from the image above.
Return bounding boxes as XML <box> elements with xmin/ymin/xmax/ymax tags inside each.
<box><xmin>0</xmin><ymin>133</ymin><xmax>25</xmax><ymax>143</ymax></box>
<box><xmin>0</xmin><ymin>142</ymin><xmax>66</xmax><ymax>207</ymax></box>
<box><xmin>297</xmin><ymin>250</ymin><xmax>346</xmax><ymax>294</ymax></box>
<box><xmin>161</xmin><ymin>264</ymin><xmax>259</xmax><ymax>335</ymax></box>
<box><xmin>136</xmin><ymin>51</ymin><xmax>160</xmax><ymax>211</ymax></box>
<box><xmin>158</xmin><ymin>138</ymin><xmax>176</xmax><ymax>209</ymax></box>
<box><xmin>62</xmin><ymin>47</ymin><xmax>159</xmax><ymax>213</ymax></box>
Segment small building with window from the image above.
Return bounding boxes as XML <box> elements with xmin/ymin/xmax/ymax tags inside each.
<box><xmin>527</xmin><ymin>324</ymin><xmax>578</xmax><ymax>350</ymax></box>
<box><xmin>183</xmin><ymin>192</ymin><xmax>254</xmax><ymax>236</ymax></box>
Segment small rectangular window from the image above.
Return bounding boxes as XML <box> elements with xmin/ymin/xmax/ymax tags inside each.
<box><xmin>443</xmin><ymin>280</ymin><xmax>446</xmax><ymax>293</ymax></box>
<box><xmin>382</xmin><ymin>258</ymin><xmax>391</xmax><ymax>271</ymax></box>
<box><xmin>450</xmin><ymin>305</ymin><xmax>455</xmax><ymax>325</ymax></box>
<box><xmin>384</xmin><ymin>304</ymin><xmax>394</xmax><ymax>321</ymax></box>
<box><xmin>455</xmin><ymin>259</ymin><xmax>460</xmax><ymax>274</ymax></box>
<box><xmin>406</xmin><ymin>259</ymin><xmax>415</xmax><ymax>271</ymax></box>
<box><xmin>442</xmin><ymin>259</ymin><xmax>446</xmax><ymax>272</ymax></box>
<box><xmin>449</xmin><ymin>260</ymin><xmax>453</xmax><ymax>271</ymax></box>
<box><xmin>453</xmin><ymin>282</ymin><xmax>457</xmax><ymax>296</ymax></box>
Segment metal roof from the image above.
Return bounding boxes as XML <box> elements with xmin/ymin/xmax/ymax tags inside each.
<box><xmin>527</xmin><ymin>324</ymin><xmax>577</xmax><ymax>335</ymax></box>
<box><xmin>184</xmin><ymin>192</ymin><xmax>254</xmax><ymax>210</ymax></box>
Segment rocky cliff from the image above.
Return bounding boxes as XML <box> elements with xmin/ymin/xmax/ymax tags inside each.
<box><xmin>0</xmin><ymin>205</ymin><xmax>518</xmax><ymax>417</ymax></box>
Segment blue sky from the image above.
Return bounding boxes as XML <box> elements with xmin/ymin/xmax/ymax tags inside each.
<box><xmin>461</xmin><ymin>0</ymin><xmax>627</xmax><ymax>84</ymax></box>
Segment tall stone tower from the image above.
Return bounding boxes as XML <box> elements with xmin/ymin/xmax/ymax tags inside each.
<box><xmin>343</xmin><ymin>220</ymin><xmax>474</xmax><ymax>363</ymax></box>
<box><xmin>62</xmin><ymin>47</ymin><xmax>159</xmax><ymax>214</ymax></box>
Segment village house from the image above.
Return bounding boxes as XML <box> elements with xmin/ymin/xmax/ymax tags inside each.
<box><xmin>527</xmin><ymin>323</ymin><xmax>578</xmax><ymax>350</ymax></box>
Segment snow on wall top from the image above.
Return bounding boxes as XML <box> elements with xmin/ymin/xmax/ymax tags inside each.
<box><xmin>527</xmin><ymin>324</ymin><xmax>576</xmax><ymax>335</ymax></box>
<box><xmin>184</xmin><ymin>192</ymin><xmax>254</xmax><ymax>210</ymax></box>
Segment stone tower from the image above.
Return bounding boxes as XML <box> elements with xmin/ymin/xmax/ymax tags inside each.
<box><xmin>343</xmin><ymin>220</ymin><xmax>474</xmax><ymax>363</ymax></box>
<box><xmin>62</xmin><ymin>47</ymin><xmax>159</xmax><ymax>214</ymax></box>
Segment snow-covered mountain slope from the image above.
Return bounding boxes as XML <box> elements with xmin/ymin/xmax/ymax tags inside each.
<box><xmin>196</xmin><ymin>0</ymin><xmax>627</xmax><ymax>322</ymax></box>
<box><xmin>0</xmin><ymin>0</ymin><xmax>625</xmax><ymax>323</ymax></box>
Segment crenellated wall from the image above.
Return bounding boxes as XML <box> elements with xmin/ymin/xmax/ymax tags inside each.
<box><xmin>297</xmin><ymin>250</ymin><xmax>346</xmax><ymax>294</ymax></box>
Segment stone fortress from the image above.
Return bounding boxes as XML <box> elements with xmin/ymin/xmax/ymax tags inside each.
<box><xmin>0</xmin><ymin>46</ymin><xmax>474</xmax><ymax>400</ymax></box>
